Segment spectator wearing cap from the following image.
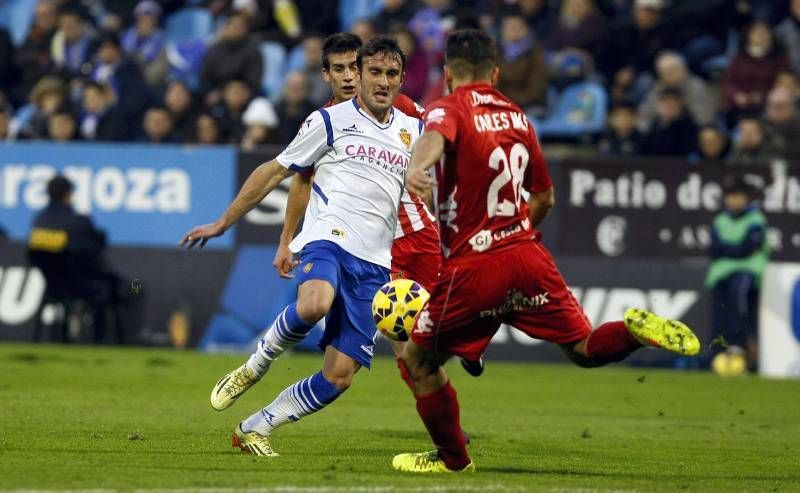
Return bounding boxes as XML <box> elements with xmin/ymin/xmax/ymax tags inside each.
<box><xmin>275</xmin><ymin>71</ymin><xmax>316</xmax><ymax>144</ymax></box>
<box><xmin>199</xmin><ymin>12</ymin><xmax>263</xmax><ymax>102</ymax></box>
<box><xmin>14</xmin><ymin>1</ymin><xmax>59</xmax><ymax>103</ymax></box>
<box><xmin>121</xmin><ymin>0</ymin><xmax>168</xmax><ymax>88</ymax></box>
<box><xmin>637</xmin><ymin>52</ymin><xmax>715</xmax><ymax>132</ymax></box>
<box><xmin>496</xmin><ymin>11</ymin><xmax>548</xmax><ymax>113</ymax></box>
<box><xmin>722</xmin><ymin>20</ymin><xmax>790</xmax><ymax>124</ymax></box>
<box><xmin>241</xmin><ymin>97</ymin><xmax>280</xmax><ymax>150</ymax></box>
<box><xmin>763</xmin><ymin>86</ymin><xmax>800</xmax><ymax>160</ymax></box>
<box><xmin>91</xmin><ymin>33</ymin><xmax>151</xmax><ymax>133</ymax></box>
<box><xmin>728</xmin><ymin>117</ymin><xmax>779</xmax><ymax>164</ymax></box>
<box><xmin>163</xmin><ymin>80</ymin><xmax>197</xmax><ymax>143</ymax></box>
<box><xmin>598</xmin><ymin>104</ymin><xmax>641</xmax><ymax>156</ymax></box>
<box><xmin>639</xmin><ymin>87</ymin><xmax>698</xmax><ymax>157</ymax></box>
<box><xmin>602</xmin><ymin>0</ymin><xmax>670</xmax><ymax>106</ymax></box>
<box><xmin>775</xmin><ymin>0</ymin><xmax>800</xmax><ymax>75</ymax></box>
<box><xmin>50</xmin><ymin>8</ymin><xmax>95</xmax><ymax>78</ymax></box>
<box><xmin>691</xmin><ymin>125</ymin><xmax>730</xmax><ymax>163</ymax></box>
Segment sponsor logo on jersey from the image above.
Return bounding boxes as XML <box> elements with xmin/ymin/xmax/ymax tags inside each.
<box><xmin>480</xmin><ymin>289</ymin><xmax>550</xmax><ymax>318</ymax></box>
<box><xmin>331</xmin><ymin>228</ymin><xmax>345</xmax><ymax>238</ymax></box>
<box><xmin>399</xmin><ymin>128</ymin><xmax>412</xmax><ymax>149</ymax></box>
<box><xmin>342</xmin><ymin>123</ymin><xmax>363</xmax><ymax>134</ymax></box>
<box><xmin>303</xmin><ymin>262</ymin><xmax>313</xmax><ymax>273</ymax></box>
<box><xmin>426</xmin><ymin>108</ymin><xmax>446</xmax><ymax>125</ymax></box>
<box><xmin>469</xmin><ymin>229</ymin><xmax>493</xmax><ymax>252</ymax></box>
<box><xmin>414</xmin><ymin>309</ymin><xmax>433</xmax><ymax>334</ymax></box>
<box><xmin>470</xmin><ymin>91</ymin><xmax>512</xmax><ymax>107</ymax></box>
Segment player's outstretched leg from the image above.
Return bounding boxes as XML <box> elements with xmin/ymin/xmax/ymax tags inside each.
<box><xmin>210</xmin><ymin>302</ymin><xmax>316</xmax><ymax>411</ymax></box>
<box><xmin>623</xmin><ymin>308</ymin><xmax>700</xmax><ymax>356</ymax></box>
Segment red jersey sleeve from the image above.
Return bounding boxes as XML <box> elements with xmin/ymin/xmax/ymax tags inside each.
<box><xmin>423</xmin><ymin>99</ymin><xmax>461</xmax><ymax>144</ymax></box>
<box><xmin>525</xmin><ymin>126</ymin><xmax>552</xmax><ymax>193</ymax></box>
<box><xmin>394</xmin><ymin>93</ymin><xmax>425</xmax><ymax>119</ymax></box>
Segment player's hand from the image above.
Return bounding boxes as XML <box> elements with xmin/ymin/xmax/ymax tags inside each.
<box><xmin>406</xmin><ymin>167</ymin><xmax>434</xmax><ymax>196</ymax></box>
<box><xmin>179</xmin><ymin>221</ymin><xmax>225</xmax><ymax>250</ymax></box>
<box><xmin>273</xmin><ymin>244</ymin><xmax>300</xmax><ymax>279</ymax></box>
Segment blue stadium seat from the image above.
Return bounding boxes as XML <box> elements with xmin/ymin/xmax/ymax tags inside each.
<box><xmin>0</xmin><ymin>0</ymin><xmax>36</xmax><ymax>46</ymax></box>
<box><xmin>165</xmin><ymin>7</ymin><xmax>214</xmax><ymax>44</ymax></box>
<box><xmin>198</xmin><ymin>246</ymin><xmax>323</xmax><ymax>353</ymax></box>
<box><xmin>165</xmin><ymin>39</ymin><xmax>207</xmax><ymax>90</ymax></box>
<box><xmin>8</xmin><ymin>104</ymin><xmax>35</xmax><ymax>139</ymax></box>
<box><xmin>260</xmin><ymin>41</ymin><xmax>287</xmax><ymax>101</ymax></box>
<box><xmin>286</xmin><ymin>44</ymin><xmax>305</xmax><ymax>73</ymax></box>
<box><xmin>534</xmin><ymin>81</ymin><xmax>608</xmax><ymax>139</ymax></box>
<box><xmin>338</xmin><ymin>0</ymin><xmax>382</xmax><ymax>31</ymax></box>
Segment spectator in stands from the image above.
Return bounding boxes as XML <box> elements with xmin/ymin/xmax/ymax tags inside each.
<box><xmin>78</xmin><ymin>81</ymin><xmax>126</xmax><ymax>142</ymax></box>
<box><xmin>211</xmin><ymin>79</ymin><xmax>253</xmax><ymax>144</ymax></box>
<box><xmin>637</xmin><ymin>52</ymin><xmax>715</xmax><ymax>131</ymax></box>
<box><xmin>0</xmin><ymin>104</ymin><xmax>10</xmax><ymax>140</ymax></box>
<box><xmin>13</xmin><ymin>1</ymin><xmax>59</xmax><ymax>104</ymax></box>
<box><xmin>241</xmin><ymin>97</ymin><xmax>280</xmax><ymax>150</ymax></box>
<box><xmin>639</xmin><ymin>88</ymin><xmax>698</xmax><ymax>157</ymax></box>
<box><xmin>764</xmin><ymin>86</ymin><xmax>800</xmax><ymax>160</ymax></box>
<box><xmin>194</xmin><ymin>113</ymin><xmax>222</xmax><ymax>145</ymax></box>
<box><xmin>772</xmin><ymin>70</ymin><xmax>800</xmax><ymax>104</ymax></box>
<box><xmin>0</xmin><ymin>28</ymin><xmax>15</xmax><ymax>96</ymax></box>
<box><xmin>603</xmin><ymin>0</ymin><xmax>669</xmax><ymax>107</ymax></box>
<box><xmin>692</xmin><ymin>125</ymin><xmax>730</xmax><ymax>163</ymax></box>
<box><xmin>373</xmin><ymin>0</ymin><xmax>420</xmax><ymax>33</ymax></box>
<box><xmin>91</xmin><ymin>33</ymin><xmax>151</xmax><ymax>134</ymax></box>
<box><xmin>722</xmin><ymin>20</ymin><xmax>790</xmax><ymax>124</ymax></box>
<box><xmin>351</xmin><ymin>19</ymin><xmax>377</xmax><ymax>44</ymax></box>
<box><xmin>121</xmin><ymin>0</ymin><xmax>168</xmax><ymax>89</ymax></box>
<box><xmin>51</xmin><ymin>7</ymin><xmax>95</xmax><ymax>78</ymax></box>
<box><xmin>706</xmin><ymin>174</ymin><xmax>769</xmax><ymax>372</ymax></box>
<box><xmin>507</xmin><ymin>0</ymin><xmax>555</xmax><ymax>40</ymax></box>
<box><xmin>199</xmin><ymin>12</ymin><xmax>263</xmax><ymax>102</ymax></box>
<box><xmin>392</xmin><ymin>26</ymin><xmax>430</xmax><ymax>103</ymax></box>
<box><xmin>275</xmin><ymin>71</ymin><xmax>316</xmax><ymax>144</ymax></box>
<box><xmin>299</xmin><ymin>34</ymin><xmax>331</xmax><ymax>108</ymax></box>
<box><xmin>598</xmin><ymin>104</ymin><xmax>641</xmax><ymax>156</ymax></box>
<box><xmin>23</xmin><ymin>76</ymin><xmax>69</xmax><ymax>140</ymax></box>
<box><xmin>728</xmin><ymin>117</ymin><xmax>778</xmax><ymax>163</ymax></box>
<box><xmin>163</xmin><ymin>80</ymin><xmax>196</xmax><ymax>143</ymax></box>
<box><xmin>544</xmin><ymin>0</ymin><xmax>607</xmax><ymax>65</ymax></box>
<box><xmin>496</xmin><ymin>11</ymin><xmax>548</xmax><ymax>113</ymax></box>
<box><xmin>141</xmin><ymin>106</ymin><xmax>175</xmax><ymax>144</ymax></box>
<box><xmin>47</xmin><ymin>111</ymin><xmax>78</xmax><ymax>142</ymax></box>
<box><xmin>775</xmin><ymin>0</ymin><xmax>800</xmax><ymax>75</ymax></box>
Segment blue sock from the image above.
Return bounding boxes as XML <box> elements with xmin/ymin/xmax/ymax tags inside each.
<box><xmin>241</xmin><ymin>371</ymin><xmax>344</xmax><ymax>435</ymax></box>
<box><xmin>246</xmin><ymin>303</ymin><xmax>315</xmax><ymax>375</ymax></box>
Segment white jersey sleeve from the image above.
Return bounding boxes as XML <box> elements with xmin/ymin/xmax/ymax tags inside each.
<box><xmin>275</xmin><ymin>110</ymin><xmax>332</xmax><ymax>174</ymax></box>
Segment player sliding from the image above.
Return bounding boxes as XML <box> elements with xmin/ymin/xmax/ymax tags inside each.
<box><xmin>180</xmin><ymin>37</ymin><xmax>421</xmax><ymax>456</ymax></box>
<box><xmin>273</xmin><ymin>32</ymin><xmax>483</xmax><ymax>383</ymax></box>
<box><xmin>392</xmin><ymin>29</ymin><xmax>701</xmax><ymax>473</ymax></box>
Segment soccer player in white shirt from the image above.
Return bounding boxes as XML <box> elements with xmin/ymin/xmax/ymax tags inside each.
<box><xmin>180</xmin><ymin>37</ymin><xmax>421</xmax><ymax>456</ymax></box>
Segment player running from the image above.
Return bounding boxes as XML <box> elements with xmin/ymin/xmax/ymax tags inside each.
<box><xmin>180</xmin><ymin>36</ymin><xmax>421</xmax><ymax>456</ymax></box>
<box><xmin>391</xmin><ymin>29</ymin><xmax>701</xmax><ymax>473</ymax></box>
<box><xmin>272</xmin><ymin>33</ymin><xmax>483</xmax><ymax>380</ymax></box>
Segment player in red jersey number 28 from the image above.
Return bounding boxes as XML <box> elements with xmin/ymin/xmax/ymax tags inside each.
<box><xmin>391</xmin><ymin>29</ymin><xmax>701</xmax><ymax>473</ymax></box>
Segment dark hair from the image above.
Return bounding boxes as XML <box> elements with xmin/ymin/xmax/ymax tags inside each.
<box><xmin>445</xmin><ymin>29</ymin><xmax>496</xmax><ymax>78</ymax></box>
<box><xmin>146</xmin><ymin>105</ymin><xmax>171</xmax><ymax>115</ymax></box>
<box><xmin>356</xmin><ymin>35</ymin><xmax>406</xmax><ymax>72</ymax></box>
<box><xmin>47</xmin><ymin>175</ymin><xmax>74</xmax><ymax>203</ymax></box>
<box><xmin>97</xmin><ymin>33</ymin><xmax>121</xmax><ymax>49</ymax></box>
<box><xmin>322</xmin><ymin>33</ymin><xmax>362</xmax><ymax>70</ymax></box>
<box><xmin>722</xmin><ymin>174</ymin><xmax>753</xmax><ymax>197</ymax></box>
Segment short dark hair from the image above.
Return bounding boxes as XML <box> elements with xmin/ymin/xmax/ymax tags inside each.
<box><xmin>356</xmin><ymin>35</ymin><xmax>406</xmax><ymax>72</ymax></box>
<box><xmin>322</xmin><ymin>33</ymin><xmax>362</xmax><ymax>70</ymax></box>
<box><xmin>47</xmin><ymin>175</ymin><xmax>74</xmax><ymax>203</ymax></box>
<box><xmin>445</xmin><ymin>29</ymin><xmax>496</xmax><ymax>79</ymax></box>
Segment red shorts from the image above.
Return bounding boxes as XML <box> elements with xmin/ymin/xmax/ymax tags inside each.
<box><xmin>391</xmin><ymin>228</ymin><xmax>441</xmax><ymax>292</ymax></box>
<box><xmin>410</xmin><ymin>240</ymin><xmax>592</xmax><ymax>361</ymax></box>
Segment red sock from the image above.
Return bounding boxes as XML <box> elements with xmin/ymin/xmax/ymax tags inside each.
<box><xmin>396</xmin><ymin>357</ymin><xmax>415</xmax><ymax>393</ymax></box>
<box><xmin>585</xmin><ymin>321</ymin><xmax>642</xmax><ymax>363</ymax></box>
<box><xmin>415</xmin><ymin>381</ymin><xmax>471</xmax><ymax>470</ymax></box>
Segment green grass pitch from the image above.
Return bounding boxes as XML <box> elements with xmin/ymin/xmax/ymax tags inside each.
<box><xmin>1</xmin><ymin>343</ymin><xmax>799</xmax><ymax>492</ymax></box>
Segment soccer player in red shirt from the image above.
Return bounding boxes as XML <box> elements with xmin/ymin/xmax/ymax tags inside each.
<box><xmin>273</xmin><ymin>33</ymin><xmax>484</xmax><ymax>381</ymax></box>
<box><xmin>392</xmin><ymin>29</ymin><xmax>701</xmax><ymax>473</ymax></box>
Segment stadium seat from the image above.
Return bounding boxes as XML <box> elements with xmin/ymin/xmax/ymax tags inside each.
<box><xmin>165</xmin><ymin>7</ymin><xmax>214</xmax><ymax>44</ymax></box>
<box><xmin>260</xmin><ymin>41</ymin><xmax>288</xmax><ymax>101</ymax></box>
<box><xmin>338</xmin><ymin>0</ymin><xmax>382</xmax><ymax>31</ymax></box>
<box><xmin>165</xmin><ymin>39</ymin><xmax>207</xmax><ymax>90</ymax></box>
<box><xmin>8</xmin><ymin>104</ymin><xmax>35</xmax><ymax>139</ymax></box>
<box><xmin>198</xmin><ymin>246</ymin><xmax>323</xmax><ymax>352</ymax></box>
<box><xmin>534</xmin><ymin>81</ymin><xmax>608</xmax><ymax>140</ymax></box>
<box><xmin>0</xmin><ymin>0</ymin><xmax>36</xmax><ymax>46</ymax></box>
<box><xmin>285</xmin><ymin>44</ymin><xmax>305</xmax><ymax>73</ymax></box>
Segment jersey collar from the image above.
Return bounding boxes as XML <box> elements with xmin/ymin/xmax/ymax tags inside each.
<box><xmin>352</xmin><ymin>98</ymin><xmax>395</xmax><ymax>130</ymax></box>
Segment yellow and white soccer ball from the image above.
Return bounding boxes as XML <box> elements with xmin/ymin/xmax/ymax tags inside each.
<box><xmin>372</xmin><ymin>279</ymin><xmax>430</xmax><ymax>341</ymax></box>
<box><xmin>711</xmin><ymin>349</ymin><xmax>747</xmax><ymax>377</ymax></box>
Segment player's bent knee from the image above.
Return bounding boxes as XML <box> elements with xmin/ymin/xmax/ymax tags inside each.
<box><xmin>296</xmin><ymin>281</ymin><xmax>335</xmax><ymax>322</ymax></box>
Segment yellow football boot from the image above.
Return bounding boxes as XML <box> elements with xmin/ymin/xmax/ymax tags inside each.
<box><xmin>392</xmin><ymin>450</ymin><xmax>475</xmax><ymax>473</ymax></box>
<box><xmin>231</xmin><ymin>424</ymin><xmax>279</xmax><ymax>457</ymax></box>
<box><xmin>210</xmin><ymin>364</ymin><xmax>260</xmax><ymax>411</ymax></box>
<box><xmin>624</xmin><ymin>308</ymin><xmax>701</xmax><ymax>356</ymax></box>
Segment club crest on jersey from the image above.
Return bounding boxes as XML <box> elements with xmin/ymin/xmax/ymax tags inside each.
<box><xmin>331</xmin><ymin>228</ymin><xmax>345</xmax><ymax>238</ymax></box>
<box><xmin>303</xmin><ymin>262</ymin><xmax>313</xmax><ymax>273</ymax></box>
<box><xmin>398</xmin><ymin>128</ymin><xmax>412</xmax><ymax>149</ymax></box>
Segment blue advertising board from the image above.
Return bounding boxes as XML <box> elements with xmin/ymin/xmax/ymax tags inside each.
<box><xmin>0</xmin><ymin>142</ymin><xmax>236</xmax><ymax>248</ymax></box>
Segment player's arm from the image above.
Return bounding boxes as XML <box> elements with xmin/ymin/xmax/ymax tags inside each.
<box><xmin>406</xmin><ymin>131</ymin><xmax>445</xmax><ymax>196</ymax></box>
<box><xmin>273</xmin><ymin>173</ymin><xmax>312</xmax><ymax>278</ymax></box>
<box><xmin>180</xmin><ymin>160</ymin><xmax>293</xmax><ymax>249</ymax></box>
<box><xmin>528</xmin><ymin>186</ymin><xmax>554</xmax><ymax>227</ymax></box>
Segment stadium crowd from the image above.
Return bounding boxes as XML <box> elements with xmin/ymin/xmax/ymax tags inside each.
<box><xmin>0</xmin><ymin>0</ymin><xmax>799</xmax><ymax>162</ymax></box>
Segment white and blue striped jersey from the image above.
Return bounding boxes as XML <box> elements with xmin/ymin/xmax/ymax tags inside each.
<box><xmin>275</xmin><ymin>99</ymin><xmax>423</xmax><ymax>269</ymax></box>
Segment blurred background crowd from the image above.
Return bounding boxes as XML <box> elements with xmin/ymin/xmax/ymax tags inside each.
<box><xmin>1</xmin><ymin>0</ymin><xmax>799</xmax><ymax>163</ymax></box>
